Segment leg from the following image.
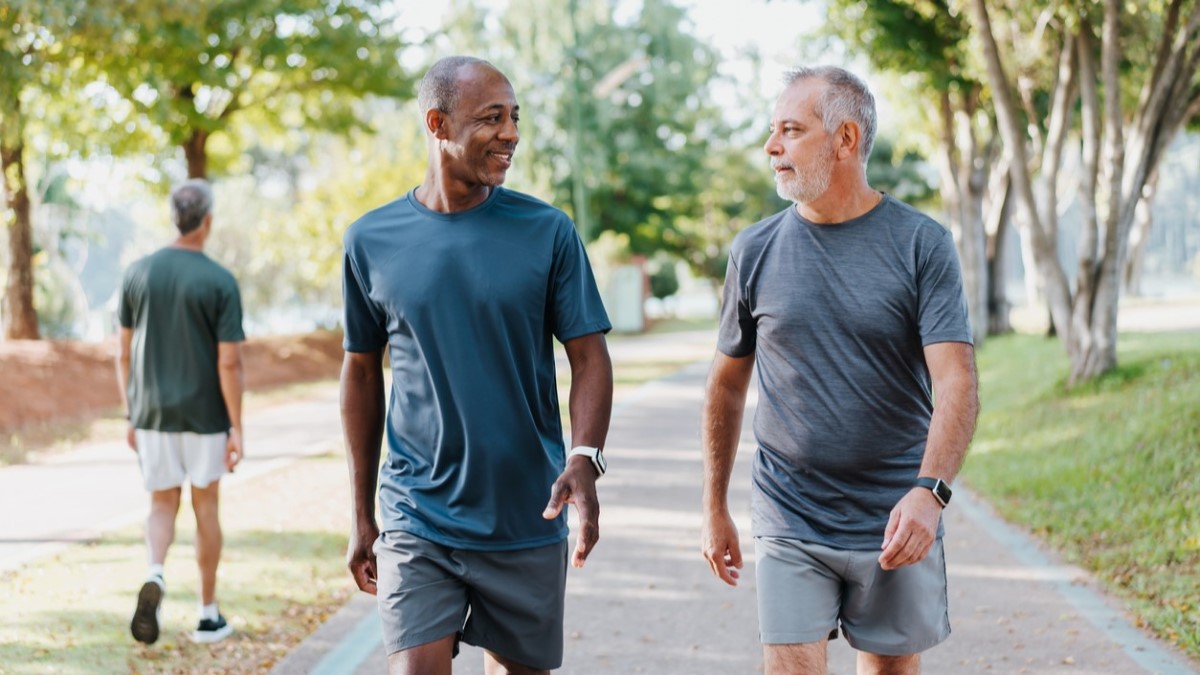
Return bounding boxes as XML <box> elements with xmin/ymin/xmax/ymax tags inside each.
<box><xmin>190</xmin><ymin>480</ymin><xmax>222</xmax><ymax>605</ymax></box>
<box><xmin>857</xmin><ymin>652</ymin><xmax>920</xmax><ymax>675</ymax></box>
<box><xmin>387</xmin><ymin>634</ymin><xmax>455</xmax><ymax>675</ymax></box>
<box><xmin>483</xmin><ymin>650</ymin><xmax>550</xmax><ymax>675</ymax></box>
<box><xmin>146</xmin><ymin>487</ymin><xmax>182</xmax><ymax>564</ymax></box>
<box><xmin>765</xmin><ymin>642</ymin><xmax>828</xmax><ymax>675</ymax></box>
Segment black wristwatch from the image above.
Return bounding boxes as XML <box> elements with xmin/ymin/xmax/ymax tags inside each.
<box><xmin>915</xmin><ymin>476</ymin><xmax>952</xmax><ymax>508</ymax></box>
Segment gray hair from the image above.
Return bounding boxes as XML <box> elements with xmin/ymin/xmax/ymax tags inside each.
<box><xmin>170</xmin><ymin>178</ymin><xmax>213</xmax><ymax>235</ymax></box>
<box><xmin>783</xmin><ymin>66</ymin><xmax>877</xmax><ymax>164</ymax></box>
<box><xmin>418</xmin><ymin>55</ymin><xmax>495</xmax><ymax>114</ymax></box>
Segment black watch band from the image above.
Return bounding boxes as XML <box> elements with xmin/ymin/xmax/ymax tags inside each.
<box><xmin>915</xmin><ymin>476</ymin><xmax>952</xmax><ymax>508</ymax></box>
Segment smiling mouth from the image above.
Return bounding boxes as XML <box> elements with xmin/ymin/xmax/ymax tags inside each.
<box><xmin>490</xmin><ymin>151</ymin><xmax>514</xmax><ymax>167</ymax></box>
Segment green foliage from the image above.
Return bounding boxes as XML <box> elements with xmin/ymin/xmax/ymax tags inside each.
<box><xmin>443</xmin><ymin>0</ymin><xmax>746</xmax><ymax>269</ymax></box>
<box><xmin>646</xmin><ymin>253</ymin><xmax>679</xmax><ymax>300</ymax></box>
<box><xmin>97</xmin><ymin>0</ymin><xmax>414</xmax><ymax>176</ymax></box>
<box><xmin>866</xmin><ymin>136</ymin><xmax>936</xmax><ymax>206</ymax></box>
<box><xmin>966</xmin><ymin>332</ymin><xmax>1200</xmax><ymax>658</ymax></box>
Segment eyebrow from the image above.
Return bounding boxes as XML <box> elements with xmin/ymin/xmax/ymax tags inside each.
<box><xmin>478</xmin><ymin>103</ymin><xmax>519</xmax><ymax>114</ymax></box>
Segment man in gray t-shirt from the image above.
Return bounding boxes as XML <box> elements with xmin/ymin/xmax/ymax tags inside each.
<box><xmin>701</xmin><ymin>66</ymin><xmax>979</xmax><ymax>674</ymax></box>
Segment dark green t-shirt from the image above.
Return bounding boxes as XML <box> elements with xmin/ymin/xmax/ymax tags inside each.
<box><xmin>118</xmin><ymin>247</ymin><xmax>245</xmax><ymax>433</ymax></box>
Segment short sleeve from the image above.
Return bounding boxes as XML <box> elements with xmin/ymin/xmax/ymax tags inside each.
<box><xmin>716</xmin><ymin>253</ymin><xmax>756</xmax><ymax>357</ymax></box>
<box><xmin>117</xmin><ymin>272</ymin><xmax>133</xmax><ymax>329</ymax></box>
<box><xmin>342</xmin><ymin>249</ymin><xmax>389</xmax><ymax>352</ymax></box>
<box><xmin>216</xmin><ymin>276</ymin><xmax>245</xmax><ymax>342</ymax></box>
<box><xmin>549</xmin><ymin>221</ymin><xmax>611</xmax><ymax>342</ymax></box>
<box><xmin>916</xmin><ymin>229</ymin><xmax>973</xmax><ymax>346</ymax></box>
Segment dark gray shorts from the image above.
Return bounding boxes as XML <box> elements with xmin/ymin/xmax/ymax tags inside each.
<box><xmin>373</xmin><ymin>530</ymin><xmax>568</xmax><ymax>670</ymax></box>
<box><xmin>755</xmin><ymin>536</ymin><xmax>950</xmax><ymax>656</ymax></box>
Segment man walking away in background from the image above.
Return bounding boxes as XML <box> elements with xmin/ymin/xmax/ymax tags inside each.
<box><xmin>116</xmin><ymin>178</ymin><xmax>245</xmax><ymax>645</ymax></box>
<box><xmin>701</xmin><ymin>65</ymin><xmax>979</xmax><ymax>674</ymax></box>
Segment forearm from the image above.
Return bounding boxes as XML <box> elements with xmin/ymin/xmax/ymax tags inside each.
<box><xmin>217</xmin><ymin>343</ymin><xmax>244</xmax><ymax>427</ymax></box>
<box><xmin>341</xmin><ymin>355</ymin><xmax>385</xmax><ymax>526</ymax></box>
<box><xmin>920</xmin><ymin>369</ymin><xmax>979</xmax><ymax>482</ymax></box>
<box><xmin>567</xmin><ymin>340</ymin><xmax>613</xmax><ymax>449</ymax></box>
<box><xmin>702</xmin><ymin>354</ymin><xmax>753</xmax><ymax>514</ymax></box>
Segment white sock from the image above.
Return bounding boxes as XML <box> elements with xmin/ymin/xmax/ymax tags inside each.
<box><xmin>199</xmin><ymin>602</ymin><xmax>219</xmax><ymax>621</ymax></box>
<box><xmin>147</xmin><ymin>564</ymin><xmax>165</xmax><ymax>583</ymax></box>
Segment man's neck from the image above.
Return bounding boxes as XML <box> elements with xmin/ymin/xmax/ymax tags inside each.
<box><xmin>415</xmin><ymin>171</ymin><xmax>492</xmax><ymax>214</ymax></box>
<box><xmin>795</xmin><ymin>180</ymin><xmax>883</xmax><ymax>225</ymax></box>
<box><xmin>170</xmin><ymin>234</ymin><xmax>205</xmax><ymax>251</ymax></box>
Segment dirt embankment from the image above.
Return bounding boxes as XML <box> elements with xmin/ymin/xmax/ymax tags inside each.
<box><xmin>0</xmin><ymin>330</ymin><xmax>345</xmax><ymax>435</ymax></box>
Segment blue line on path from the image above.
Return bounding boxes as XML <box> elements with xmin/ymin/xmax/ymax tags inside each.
<box><xmin>308</xmin><ymin>611</ymin><xmax>382</xmax><ymax>675</ymax></box>
<box><xmin>956</xmin><ymin>488</ymin><xmax>1197</xmax><ymax>675</ymax></box>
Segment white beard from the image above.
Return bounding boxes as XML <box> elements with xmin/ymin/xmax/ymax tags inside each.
<box><xmin>774</xmin><ymin>144</ymin><xmax>834</xmax><ymax>204</ymax></box>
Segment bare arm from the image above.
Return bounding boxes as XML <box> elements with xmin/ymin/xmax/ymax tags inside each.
<box><xmin>115</xmin><ymin>327</ymin><xmax>135</xmax><ymax>450</ymax></box>
<box><xmin>700</xmin><ymin>351</ymin><xmax>754</xmax><ymax>586</ymax></box>
<box><xmin>543</xmin><ymin>332</ymin><xmax>613</xmax><ymax>569</ymax></box>
<box><xmin>341</xmin><ymin>349</ymin><xmax>386</xmax><ymax>593</ymax></box>
<box><xmin>879</xmin><ymin>341</ymin><xmax>979</xmax><ymax>570</ymax></box>
<box><xmin>217</xmin><ymin>341</ymin><xmax>245</xmax><ymax>470</ymax></box>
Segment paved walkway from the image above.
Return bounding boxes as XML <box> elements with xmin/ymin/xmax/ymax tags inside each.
<box><xmin>2</xmin><ymin>328</ymin><xmax>1197</xmax><ymax>674</ymax></box>
<box><xmin>270</xmin><ymin>336</ymin><xmax>1197</xmax><ymax>675</ymax></box>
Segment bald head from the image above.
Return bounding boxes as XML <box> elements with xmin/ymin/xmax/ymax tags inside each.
<box><xmin>418</xmin><ymin>56</ymin><xmax>504</xmax><ymax>115</ymax></box>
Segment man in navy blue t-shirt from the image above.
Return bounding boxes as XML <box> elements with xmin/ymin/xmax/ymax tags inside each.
<box><xmin>340</xmin><ymin>56</ymin><xmax>613</xmax><ymax>674</ymax></box>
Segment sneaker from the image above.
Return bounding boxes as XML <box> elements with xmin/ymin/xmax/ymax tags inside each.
<box><xmin>192</xmin><ymin>613</ymin><xmax>233</xmax><ymax>643</ymax></box>
<box><xmin>130</xmin><ymin>577</ymin><xmax>164</xmax><ymax>645</ymax></box>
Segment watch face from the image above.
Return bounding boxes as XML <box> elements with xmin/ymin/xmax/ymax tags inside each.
<box><xmin>934</xmin><ymin>481</ymin><xmax>951</xmax><ymax>504</ymax></box>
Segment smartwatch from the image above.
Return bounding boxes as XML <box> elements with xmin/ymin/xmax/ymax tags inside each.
<box><xmin>915</xmin><ymin>476</ymin><xmax>952</xmax><ymax>508</ymax></box>
<box><xmin>568</xmin><ymin>446</ymin><xmax>607</xmax><ymax>477</ymax></box>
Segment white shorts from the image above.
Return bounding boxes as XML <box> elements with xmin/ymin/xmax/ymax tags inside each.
<box><xmin>135</xmin><ymin>430</ymin><xmax>229</xmax><ymax>492</ymax></box>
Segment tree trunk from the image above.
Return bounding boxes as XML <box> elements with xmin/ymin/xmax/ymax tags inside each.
<box><xmin>935</xmin><ymin>90</ymin><xmax>990</xmax><ymax>346</ymax></box>
<box><xmin>1</xmin><ymin>134</ymin><xmax>40</xmax><ymax>340</ymax></box>
<box><xmin>968</xmin><ymin>0</ymin><xmax>1074</xmax><ymax>342</ymax></box>
<box><xmin>183</xmin><ymin>129</ymin><xmax>210</xmax><ymax>179</ymax></box>
<box><xmin>1122</xmin><ymin>164</ymin><xmax>1159</xmax><ymax>295</ymax></box>
<box><xmin>985</xmin><ymin>166</ymin><xmax>1013</xmax><ymax>335</ymax></box>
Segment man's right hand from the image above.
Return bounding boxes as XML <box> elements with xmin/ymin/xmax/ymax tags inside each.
<box><xmin>347</xmin><ymin>521</ymin><xmax>381</xmax><ymax>595</ymax></box>
<box><xmin>126</xmin><ymin>423</ymin><xmax>137</xmax><ymax>451</ymax></box>
<box><xmin>701</xmin><ymin>509</ymin><xmax>743</xmax><ymax>586</ymax></box>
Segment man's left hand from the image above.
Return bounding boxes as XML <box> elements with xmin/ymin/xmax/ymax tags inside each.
<box><xmin>543</xmin><ymin>455</ymin><xmax>600</xmax><ymax>569</ymax></box>
<box><xmin>225</xmin><ymin>428</ymin><xmax>243</xmax><ymax>472</ymax></box>
<box><xmin>878</xmin><ymin>487</ymin><xmax>943</xmax><ymax>570</ymax></box>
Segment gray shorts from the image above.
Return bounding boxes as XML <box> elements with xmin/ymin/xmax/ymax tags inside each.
<box><xmin>373</xmin><ymin>530</ymin><xmax>568</xmax><ymax>670</ymax></box>
<box><xmin>755</xmin><ymin>536</ymin><xmax>950</xmax><ymax>656</ymax></box>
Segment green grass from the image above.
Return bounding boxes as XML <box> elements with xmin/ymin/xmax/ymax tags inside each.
<box><xmin>964</xmin><ymin>331</ymin><xmax>1200</xmax><ymax>658</ymax></box>
<box><xmin>0</xmin><ymin>452</ymin><xmax>353</xmax><ymax>674</ymax></box>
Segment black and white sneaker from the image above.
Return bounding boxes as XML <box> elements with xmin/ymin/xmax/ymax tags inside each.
<box><xmin>130</xmin><ymin>577</ymin><xmax>164</xmax><ymax>644</ymax></box>
<box><xmin>192</xmin><ymin>613</ymin><xmax>233</xmax><ymax>643</ymax></box>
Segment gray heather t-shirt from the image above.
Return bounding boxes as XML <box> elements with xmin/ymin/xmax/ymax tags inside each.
<box><xmin>342</xmin><ymin>187</ymin><xmax>611</xmax><ymax>551</ymax></box>
<box><xmin>718</xmin><ymin>195</ymin><xmax>972</xmax><ymax>550</ymax></box>
<box><xmin>119</xmin><ymin>248</ymin><xmax>245</xmax><ymax>433</ymax></box>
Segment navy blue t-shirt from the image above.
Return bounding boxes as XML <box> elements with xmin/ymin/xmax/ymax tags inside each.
<box><xmin>718</xmin><ymin>196</ymin><xmax>972</xmax><ymax>549</ymax></box>
<box><xmin>342</xmin><ymin>187</ymin><xmax>611</xmax><ymax>550</ymax></box>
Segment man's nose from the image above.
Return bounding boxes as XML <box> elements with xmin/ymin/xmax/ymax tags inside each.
<box><xmin>499</xmin><ymin>117</ymin><xmax>519</xmax><ymax>143</ymax></box>
<box><xmin>763</xmin><ymin>129</ymin><xmax>781</xmax><ymax>155</ymax></box>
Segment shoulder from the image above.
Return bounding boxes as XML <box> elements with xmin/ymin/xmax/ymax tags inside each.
<box><xmin>494</xmin><ymin>188</ymin><xmax>573</xmax><ymax>227</ymax></box>
<box><xmin>730</xmin><ymin>207</ymin><xmax>792</xmax><ymax>259</ymax></box>
<box><xmin>344</xmin><ymin>193</ymin><xmax>412</xmax><ymax>246</ymax></box>
<box><xmin>875</xmin><ymin>195</ymin><xmax>951</xmax><ymax>242</ymax></box>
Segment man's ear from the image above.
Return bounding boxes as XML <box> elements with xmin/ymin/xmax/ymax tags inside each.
<box><xmin>425</xmin><ymin>109</ymin><xmax>448</xmax><ymax>138</ymax></box>
<box><xmin>836</xmin><ymin>121</ymin><xmax>861</xmax><ymax>161</ymax></box>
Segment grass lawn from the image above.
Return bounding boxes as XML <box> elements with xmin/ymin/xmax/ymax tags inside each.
<box><xmin>964</xmin><ymin>330</ymin><xmax>1200</xmax><ymax>659</ymax></box>
<box><xmin>0</xmin><ymin>451</ymin><xmax>353</xmax><ymax>674</ymax></box>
